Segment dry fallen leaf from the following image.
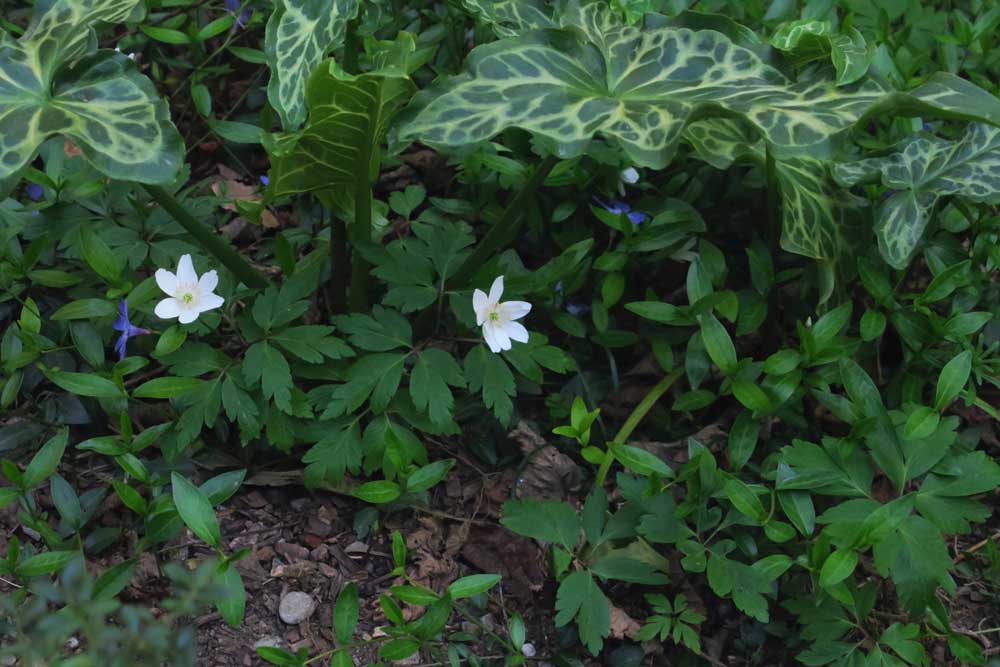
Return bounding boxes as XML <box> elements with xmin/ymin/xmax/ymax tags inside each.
<box><xmin>609</xmin><ymin>605</ymin><xmax>641</xmax><ymax>639</ymax></box>
<box><xmin>510</xmin><ymin>421</ymin><xmax>581</xmax><ymax>500</ymax></box>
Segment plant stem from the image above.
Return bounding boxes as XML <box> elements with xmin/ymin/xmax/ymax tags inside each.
<box><xmin>141</xmin><ymin>184</ymin><xmax>269</xmax><ymax>288</ymax></box>
<box><xmin>330</xmin><ymin>216</ymin><xmax>349</xmax><ymax>312</ymax></box>
<box><xmin>349</xmin><ymin>182</ymin><xmax>372</xmax><ymax>311</ymax></box>
<box><xmin>343</xmin><ymin>17</ymin><xmax>361</xmax><ymax>73</ymax></box>
<box><xmin>446</xmin><ymin>155</ymin><xmax>559</xmax><ymax>290</ymax></box>
<box><xmin>593</xmin><ymin>367</ymin><xmax>683</xmax><ymax>489</ymax></box>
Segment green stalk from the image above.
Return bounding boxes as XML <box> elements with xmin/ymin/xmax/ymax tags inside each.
<box><xmin>446</xmin><ymin>155</ymin><xmax>559</xmax><ymax>290</ymax></box>
<box><xmin>329</xmin><ymin>216</ymin><xmax>349</xmax><ymax>313</ymax></box>
<box><xmin>349</xmin><ymin>179</ymin><xmax>373</xmax><ymax>312</ymax></box>
<box><xmin>593</xmin><ymin>367</ymin><xmax>683</xmax><ymax>489</ymax></box>
<box><xmin>142</xmin><ymin>184</ymin><xmax>269</xmax><ymax>288</ymax></box>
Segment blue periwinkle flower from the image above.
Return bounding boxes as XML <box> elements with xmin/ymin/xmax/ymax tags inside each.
<box><xmin>26</xmin><ymin>183</ymin><xmax>44</xmax><ymax>201</ymax></box>
<box><xmin>259</xmin><ymin>175</ymin><xmax>269</xmax><ymax>186</ymax></box>
<box><xmin>594</xmin><ymin>197</ymin><xmax>649</xmax><ymax>225</ymax></box>
<box><xmin>112</xmin><ymin>300</ymin><xmax>150</xmax><ymax>360</ymax></box>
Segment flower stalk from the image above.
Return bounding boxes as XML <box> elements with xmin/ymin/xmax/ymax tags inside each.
<box><xmin>141</xmin><ymin>184</ymin><xmax>269</xmax><ymax>289</ymax></box>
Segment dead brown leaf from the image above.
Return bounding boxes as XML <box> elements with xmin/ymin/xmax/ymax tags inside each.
<box><xmin>609</xmin><ymin>605</ymin><xmax>641</xmax><ymax>639</ymax></box>
<box><xmin>510</xmin><ymin>421</ymin><xmax>581</xmax><ymax>500</ymax></box>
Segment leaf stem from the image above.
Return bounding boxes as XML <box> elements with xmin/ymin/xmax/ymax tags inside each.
<box><xmin>330</xmin><ymin>215</ymin><xmax>349</xmax><ymax>312</ymax></box>
<box><xmin>446</xmin><ymin>155</ymin><xmax>559</xmax><ymax>290</ymax></box>
<box><xmin>593</xmin><ymin>367</ymin><xmax>683</xmax><ymax>489</ymax></box>
<box><xmin>141</xmin><ymin>184</ymin><xmax>269</xmax><ymax>288</ymax></box>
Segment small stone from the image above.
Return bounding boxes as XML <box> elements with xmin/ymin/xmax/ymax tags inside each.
<box><xmin>306</xmin><ymin>516</ymin><xmax>332</xmax><ymax>537</ymax></box>
<box><xmin>66</xmin><ymin>636</ymin><xmax>80</xmax><ymax>650</ymax></box>
<box><xmin>279</xmin><ymin>591</ymin><xmax>315</xmax><ymax>624</ymax></box>
<box><xmin>522</xmin><ymin>643</ymin><xmax>536</xmax><ymax>658</ymax></box>
<box><xmin>254</xmin><ymin>636</ymin><xmax>283</xmax><ymax>650</ymax></box>
<box><xmin>275</xmin><ymin>541</ymin><xmax>310</xmax><ymax>562</ymax></box>
<box><xmin>243</xmin><ymin>491</ymin><xmax>267</xmax><ymax>508</ymax></box>
<box><xmin>344</xmin><ymin>540</ymin><xmax>369</xmax><ymax>554</ymax></box>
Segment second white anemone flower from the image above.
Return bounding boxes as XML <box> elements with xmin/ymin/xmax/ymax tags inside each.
<box><xmin>154</xmin><ymin>254</ymin><xmax>224</xmax><ymax>324</ymax></box>
<box><xmin>473</xmin><ymin>276</ymin><xmax>531</xmax><ymax>354</ymax></box>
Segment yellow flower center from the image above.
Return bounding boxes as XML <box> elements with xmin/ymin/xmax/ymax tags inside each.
<box><xmin>489</xmin><ymin>311</ymin><xmax>500</xmax><ymax>322</ymax></box>
<box><xmin>182</xmin><ymin>292</ymin><xmax>195</xmax><ymax>304</ymax></box>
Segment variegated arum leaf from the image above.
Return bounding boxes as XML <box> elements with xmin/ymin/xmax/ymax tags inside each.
<box><xmin>0</xmin><ymin>0</ymin><xmax>183</xmax><ymax>187</ymax></box>
<box><xmin>461</xmin><ymin>0</ymin><xmax>558</xmax><ymax>37</ymax></box>
<box><xmin>268</xmin><ymin>35</ymin><xmax>417</xmax><ymax>198</ymax></box>
<box><xmin>770</xmin><ymin>19</ymin><xmax>871</xmax><ymax>86</ymax></box>
<box><xmin>683</xmin><ymin>118</ymin><xmax>865</xmax><ymax>260</ymax></box>
<box><xmin>264</xmin><ymin>0</ymin><xmax>362</xmax><ymax>129</ymax></box>
<box><xmin>833</xmin><ymin>123</ymin><xmax>1000</xmax><ymax>268</ymax></box>
<box><xmin>397</xmin><ymin>1</ymin><xmax>1000</xmax><ymax>173</ymax></box>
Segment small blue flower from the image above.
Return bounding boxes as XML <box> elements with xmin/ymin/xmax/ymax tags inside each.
<box><xmin>112</xmin><ymin>300</ymin><xmax>150</xmax><ymax>360</ymax></box>
<box><xmin>594</xmin><ymin>197</ymin><xmax>649</xmax><ymax>225</ymax></box>
<box><xmin>26</xmin><ymin>183</ymin><xmax>44</xmax><ymax>201</ymax></box>
<box><xmin>224</xmin><ymin>0</ymin><xmax>240</xmax><ymax>11</ymax></box>
<box><xmin>236</xmin><ymin>7</ymin><xmax>252</xmax><ymax>28</ymax></box>
<box><xmin>259</xmin><ymin>175</ymin><xmax>269</xmax><ymax>186</ymax></box>
<box><xmin>566</xmin><ymin>301</ymin><xmax>590</xmax><ymax>317</ymax></box>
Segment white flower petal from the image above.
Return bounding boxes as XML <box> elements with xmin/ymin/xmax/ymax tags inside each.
<box><xmin>499</xmin><ymin>300</ymin><xmax>531</xmax><ymax>321</ymax></box>
<box><xmin>176</xmin><ymin>254</ymin><xmax>197</xmax><ymax>285</ymax></box>
<box><xmin>504</xmin><ymin>321</ymin><xmax>529</xmax><ymax>344</ymax></box>
<box><xmin>488</xmin><ymin>275</ymin><xmax>504</xmax><ymax>305</ymax></box>
<box><xmin>155</xmin><ymin>269</ymin><xmax>177</xmax><ymax>295</ymax></box>
<box><xmin>198</xmin><ymin>269</ymin><xmax>219</xmax><ymax>293</ymax></box>
<box><xmin>473</xmin><ymin>289</ymin><xmax>489</xmax><ymax>325</ymax></box>
<box><xmin>178</xmin><ymin>309</ymin><xmax>200</xmax><ymax>324</ymax></box>
<box><xmin>197</xmin><ymin>293</ymin><xmax>224</xmax><ymax>313</ymax></box>
<box><xmin>491</xmin><ymin>323</ymin><xmax>511</xmax><ymax>351</ymax></box>
<box><xmin>154</xmin><ymin>297</ymin><xmax>181</xmax><ymax>319</ymax></box>
<box><xmin>482</xmin><ymin>323</ymin><xmax>501</xmax><ymax>353</ymax></box>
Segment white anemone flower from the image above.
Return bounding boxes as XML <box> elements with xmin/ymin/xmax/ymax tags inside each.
<box><xmin>154</xmin><ymin>254</ymin><xmax>224</xmax><ymax>324</ymax></box>
<box><xmin>473</xmin><ymin>276</ymin><xmax>531</xmax><ymax>353</ymax></box>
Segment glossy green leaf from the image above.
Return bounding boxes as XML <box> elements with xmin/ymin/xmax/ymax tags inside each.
<box><xmin>17</xmin><ymin>550</ymin><xmax>79</xmax><ymax>576</ymax></box>
<box><xmin>171</xmin><ymin>472</ymin><xmax>222</xmax><ymax>549</ymax></box>
<box><xmin>834</xmin><ymin>123</ymin><xmax>1000</xmax><ymax>267</ymax></box>
<box><xmin>819</xmin><ymin>549</ymin><xmax>857</xmax><ymax>588</ymax></box>
<box><xmin>264</xmin><ymin>0</ymin><xmax>361</xmax><ymax>129</ymax></box>
<box><xmin>934</xmin><ymin>350</ymin><xmax>972</xmax><ymax>411</ymax></box>
<box><xmin>448</xmin><ymin>573</ymin><xmax>501</xmax><ymax>599</ymax></box>
<box><xmin>216</xmin><ymin>563</ymin><xmax>246</xmax><ymax>627</ymax></box>
<box><xmin>23</xmin><ymin>429</ymin><xmax>68</xmax><ymax>488</ymax></box>
<box><xmin>352</xmin><ymin>480</ymin><xmax>402</xmax><ymax>504</ymax></box>
<box><xmin>334</xmin><ymin>582</ymin><xmax>359</xmax><ymax>644</ymax></box>
<box><xmin>0</xmin><ymin>0</ymin><xmax>182</xmax><ymax>186</ymax></box>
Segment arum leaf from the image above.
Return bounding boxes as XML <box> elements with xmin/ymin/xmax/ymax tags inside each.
<box><xmin>770</xmin><ymin>19</ymin><xmax>871</xmax><ymax>85</ymax></box>
<box><xmin>268</xmin><ymin>35</ymin><xmax>417</xmax><ymax>196</ymax></box>
<box><xmin>398</xmin><ymin>3</ymin><xmax>1000</xmax><ymax>173</ymax></box>
<box><xmin>460</xmin><ymin>0</ymin><xmax>556</xmax><ymax>37</ymax></box>
<box><xmin>264</xmin><ymin>0</ymin><xmax>361</xmax><ymax>129</ymax></box>
<box><xmin>834</xmin><ymin>123</ymin><xmax>1000</xmax><ymax>268</ymax></box>
<box><xmin>0</xmin><ymin>0</ymin><xmax>182</xmax><ymax>186</ymax></box>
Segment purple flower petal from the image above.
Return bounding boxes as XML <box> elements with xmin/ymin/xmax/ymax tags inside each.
<box><xmin>259</xmin><ymin>175</ymin><xmax>269</xmax><ymax>186</ymax></box>
<box><xmin>26</xmin><ymin>183</ymin><xmax>44</xmax><ymax>201</ymax></box>
<box><xmin>627</xmin><ymin>211</ymin><xmax>649</xmax><ymax>225</ymax></box>
<box><xmin>114</xmin><ymin>332</ymin><xmax>129</xmax><ymax>361</ymax></box>
<box><xmin>224</xmin><ymin>0</ymin><xmax>241</xmax><ymax>11</ymax></box>
<box><xmin>236</xmin><ymin>7</ymin><xmax>252</xmax><ymax>28</ymax></box>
